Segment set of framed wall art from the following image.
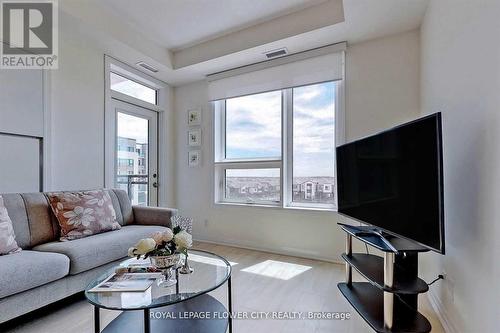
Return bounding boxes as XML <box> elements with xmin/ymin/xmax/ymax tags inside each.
<box><xmin>187</xmin><ymin>108</ymin><xmax>202</xmax><ymax>167</ymax></box>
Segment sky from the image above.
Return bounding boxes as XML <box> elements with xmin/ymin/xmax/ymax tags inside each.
<box><xmin>110</xmin><ymin>73</ymin><xmax>156</xmax><ymax>104</ymax></box>
<box><xmin>226</xmin><ymin>81</ymin><xmax>336</xmax><ymax>178</ymax></box>
<box><xmin>117</xmin><ymin>112</ymin><xmax>149</xmax><ymax>144</ymax></box>
<box><xmin>226</xmin><ymin>168</ymin><xmax>281</xmax><ymax>178</ymax></box>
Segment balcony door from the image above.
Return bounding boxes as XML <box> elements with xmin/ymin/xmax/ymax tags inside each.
<box><xmin>114</xmin><ymin>101</ymin><xmax>158</xmax><ymax>206</ymax></box>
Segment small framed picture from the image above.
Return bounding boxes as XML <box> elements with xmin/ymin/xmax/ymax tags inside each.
<box><xmin>188</xmin><ymin>150</ymin><xmax>201</xmax><ymax>167</ymax></box>
<box><xmin>188</xmin><ymin>109</ymin><xmax>201</xmax><ymax>126</ymax></box>
<box><xmin>188</xmin><ymin>129</ymin><xmax>202</xmax><ymax>146</ymax></box>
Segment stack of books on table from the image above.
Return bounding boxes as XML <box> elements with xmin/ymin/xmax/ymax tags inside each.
<box><xmin>88</xmin><ymin>259</ymin><xmax>162</xmax><ymax>293</ymax></box>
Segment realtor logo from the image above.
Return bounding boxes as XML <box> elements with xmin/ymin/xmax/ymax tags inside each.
<box><xmin>1</xmin><ymin>0</ymin><xmax>58</xmax><ymax>68</ymax></box>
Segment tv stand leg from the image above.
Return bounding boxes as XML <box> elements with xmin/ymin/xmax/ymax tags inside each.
<box><xmin>345</xmin><ymin>234</ymin><xmax>352</xmax><ymax>286</ymax></box>
<box><xmin>395</xmin><ymin>252</ymin><xmax>419</xmax><ymax>309</ymax></box>
<box><xmin>384</xmin><ymin>252</ymin><xmax>395</xmax><ymax>329</ymax></box>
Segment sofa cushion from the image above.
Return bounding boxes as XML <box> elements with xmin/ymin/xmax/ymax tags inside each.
<box><xmin>111</xmin><ymin>189</ymin><xmax>134</xmax><ymax>225</ymax></box>
<box><xmin>33</xmin><ymin>225</ymin><xmax>167</xmax><ymax>275</ymax></box>
<box><xmin>46</xmin><ymin>190</ymin><xmax>121</xmax><ymax>241</ymax></box>
<box><xmin>0</xmin><ymin>250</ymin><xmax>70</xmax><ymax>298</ymax></box>
<box><xmin>0</xmin><ymin>193</ymin><xmax>31</xmax><ymax>249</ymax></box>
<box><xmin>106</xmin><ymin>189</ymin><xmax>124</xmax><ymax>225</ymax></box>
<box><xmin>0</xmin><ymin>196</ymin><xmax>21</xmax><ymax>255</ymax></box>
<box><xmin>22</xmin><ymin>193</ymin><xmax>60</xmax><ymax>247</ymax></box>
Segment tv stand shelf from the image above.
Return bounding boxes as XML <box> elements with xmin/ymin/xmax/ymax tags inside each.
<box><xmin>338</xmin><ymin>283</ymin><xmax>431</xmax><ymax>333</ymax></box>
<box><xmin>337</xmin><ymin>223</ymin><xmax>432</xmax><ymax>333</ymax></box>
<box><xmin>341</xmin><ymin>253</ymin><xmax>429</xmax><ymax>294</ymax></box>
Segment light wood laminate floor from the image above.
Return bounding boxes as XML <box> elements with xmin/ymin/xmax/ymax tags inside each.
<box><xmin>2</xmin><ymin>242</ymin><xmax>444</xmax><ymax>333</ymax></box>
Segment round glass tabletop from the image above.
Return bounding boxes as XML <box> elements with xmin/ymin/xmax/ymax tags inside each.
<box><xmin>85</xmin><ymin>249</ymin><xmax>231</xmax><ymax>311</ymax></box>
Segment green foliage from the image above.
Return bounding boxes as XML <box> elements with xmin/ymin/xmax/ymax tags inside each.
<box><xmin>147</xmin><ymin>248</ymin><xmax>173</xmax><ymax>257</ymax></box>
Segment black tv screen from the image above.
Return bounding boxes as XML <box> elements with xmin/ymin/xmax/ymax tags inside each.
<box><xmin>336</xmin><ymin>113</ymin><xmax>444</xmax><ymax>253</ymax></box>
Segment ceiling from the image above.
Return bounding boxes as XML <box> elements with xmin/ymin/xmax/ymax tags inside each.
<box><xmin>60</xmin><ymin>0</ymin><xmax>429</xmax><ymax>86</ymax></box>
<box><xmin>99</xmin><ymin>0</ymin><xmax>327</xmax><ymax>50</ymax></box>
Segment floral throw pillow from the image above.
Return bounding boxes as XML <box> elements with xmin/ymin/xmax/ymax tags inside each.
<box><xmin>0</xmin><ymin>195</ymin><xmax>21</xmax><ymax>255</ymax></box>
<box><xmin>47</xmin><ymin>190</ymin><xmax>121</xmax><ymax>241</ymax></box>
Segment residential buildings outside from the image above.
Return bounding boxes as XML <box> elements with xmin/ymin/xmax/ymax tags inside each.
<box><xmin>293</xmin><ymin>178</ymin><xmax>334</xmax><ymax>203</ymax></box>
<box><xmin>116</xmin><ymin>136</ymin><xmax>148</xmax><ymax>205</ymax></box>
<box><xmin>225</xmin><ymin>175</ymin><xmax>334</xmax><ymax>204</ymax></box>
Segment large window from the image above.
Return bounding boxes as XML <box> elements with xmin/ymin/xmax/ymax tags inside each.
<box><xmin>214</xmin><ymin>81</ymin><xmax>341</xmax><ymax>210</ymax></box>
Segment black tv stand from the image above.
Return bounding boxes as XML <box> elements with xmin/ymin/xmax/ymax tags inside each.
<box><xmin>337</xmin><ymin>223</ymin><xmax>432</xmax><ymax>333</ymax></box>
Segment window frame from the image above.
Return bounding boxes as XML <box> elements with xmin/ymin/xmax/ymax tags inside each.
<box><xmin>214</xmin><ymin>79</ymin><xmax>344</xmax><ymax>211</ymax></box>
<box><xmin>107</xmin><ymin>61</ymin><xmax>162</xmax><ymax>111</ymax></box>
<box><xmin>214</xmin><ymin>96</ymin><xmax>283</xmax><ymax>207</ymax></box>
<box><xmin>284</xmin><ymin>81</ymin><xmax>343</xmax><ymax>210</ymax></box>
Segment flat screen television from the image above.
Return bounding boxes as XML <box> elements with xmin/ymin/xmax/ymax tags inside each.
<box><xmin>336</xmin><ymin>113</ymin><xmax>445</xmax><ymax>254</ymax></box>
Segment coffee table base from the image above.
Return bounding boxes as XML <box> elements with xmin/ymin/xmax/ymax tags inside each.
<box><xmin>98</xmin><ymin>294</ymin><xmax>229</xmax><ymax>333</ymax></box>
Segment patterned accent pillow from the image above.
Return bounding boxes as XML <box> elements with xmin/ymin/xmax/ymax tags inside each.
<box><xmin>0</xmin><ymin>195</ymin><xmax>21</xmax><ymax>255</ymax></box>
<box><xmin>47</xmin><ymin>190</ymin><xmax>121</xmax><ymax>241</ymax></box>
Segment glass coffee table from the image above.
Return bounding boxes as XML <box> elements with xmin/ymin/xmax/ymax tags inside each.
<box><xmin>85</xmin><ymin>250</ymin><xmax>232</xmax><ymax>333</ymax></box>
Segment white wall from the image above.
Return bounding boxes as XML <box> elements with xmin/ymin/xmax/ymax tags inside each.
<box><xmin>48</xmin><ymin>21</ymin><xmax>105</xmax><ymax>191</ymax></box>
<box><xmin>346</xmin><ymin>29</ymin><xmax>420</xmax><ymax>140</ymax></box>
<box><xmin>173</xmin><ymin>30</ymin><xmax>421</xmax><ymax>261</ymax></box>
<box><xmin>420</xmin><ymin>1</ymin><xmax>500</xmax><ymax>332</ymax></box>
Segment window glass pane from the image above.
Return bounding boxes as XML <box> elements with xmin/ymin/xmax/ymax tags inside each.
<box><xmin>110</xmin><ymin>72</ymin><xmax>156</xmax><ymax>105</ymax></box>
<box><xmin>292</xmin><ymin>81</ymin><xmax>336</xmax><ymax>204</ymax></box>
<box><xmin>225</xmin><ymin>91</ymin><xmax>281</xmax><ymax>159</ymax></box>
<box><xmin>225</xmin><ymin>168</ymin><xmax>280</xmax><ymax>203</ymax></box>
<box><xmin>116</xmin><ymin>112</ymin><xmax>149</xmax><ymax>206</ymax></box>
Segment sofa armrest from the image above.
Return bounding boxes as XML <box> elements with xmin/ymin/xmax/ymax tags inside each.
<box><xmin>132</xmin><ymin>206</ymin><xmax>177</xmax><ymax>228</ymax></box>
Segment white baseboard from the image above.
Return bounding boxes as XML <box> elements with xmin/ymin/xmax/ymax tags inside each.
<box><xmin>194</xmin><ymin>237</ymin><xmax>344</xmax><ymax>265</ymax></box>
<box><xmin>426</xmin><ymin>289</ymin><xmax>459</xmax><ymax>333</ymax></box>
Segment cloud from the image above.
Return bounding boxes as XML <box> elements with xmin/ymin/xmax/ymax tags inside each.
<box><xmin>227</xmin><ymin>168</ymin><xmax>280</xmax><ymax>178</ymax></box>
<box><xmin>293</xmin><ymin>86</ymin><xmax>321</xmax><ymax>103</ymax></box>
<box><xmin>231</xmin><ymin>119</ymin><xmax>266</xmax><ymax>131</ymax></box>
<box><xmin>226</xmin><ymin>90</ymin><xmax>282</xmax><ymax>158</ymax></box>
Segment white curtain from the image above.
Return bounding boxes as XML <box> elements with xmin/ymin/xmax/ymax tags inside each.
<box><xmin>207</xmin><ymin>43</ymin><xmax>345</xmax><ymax>101</ymax></box>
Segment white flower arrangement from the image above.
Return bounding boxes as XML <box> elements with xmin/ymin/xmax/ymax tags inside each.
<box><xmin>128</xmin><ymin>226</ymin><xmax>192</xmax><ymax>258</ymax></box>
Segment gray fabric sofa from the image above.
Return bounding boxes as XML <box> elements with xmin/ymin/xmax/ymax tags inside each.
<box><xmin>0</xmin><ymin>189</ymin><xmax>176</xmax><ymax>324</ymax></box>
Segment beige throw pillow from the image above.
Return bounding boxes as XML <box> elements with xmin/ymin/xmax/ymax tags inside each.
<box><xmin>0</xmin><ymin>195</ymin><xmax>21</xmax><ymax>255</ymax></box>
<box><xmin>47</xmin><ymin>190</ymin><xmax>121</xmax><ymax>241</ymax></box>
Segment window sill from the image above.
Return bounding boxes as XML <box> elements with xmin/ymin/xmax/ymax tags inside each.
<box><xmin>285</xmin><ymin>205</ymin><xmax>338</xmax><ymax>212</ymax></box>
<box><xmin>214</xmin><ymin>201</ymin><xmax>337</xmax><ymax>212</ymax></box>
<box><xmin>214</xmin><ymin>201</ymin><xmax>279</xmax><ymax>209</ymax></box>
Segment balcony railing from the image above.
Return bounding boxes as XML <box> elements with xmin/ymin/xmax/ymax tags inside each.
<box><xmin>116</xmin><ymin>174</ymin><xmax>148</xmax><ymax>205</ymax></box>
